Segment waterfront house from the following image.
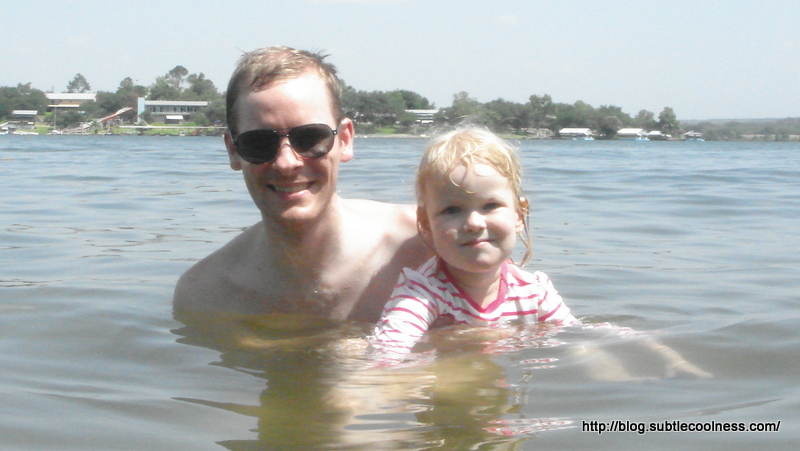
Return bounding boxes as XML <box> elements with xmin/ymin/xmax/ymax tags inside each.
<box><xmin>558</xmin><ymin>128</ymin><xmax>595</xmax><ymax>140</ymax></box>
<box><xmin>684</xmin><ymin>130</ymin><xmax>704</xmax><ymax>141</ymax></box>
<box><xmin>137</xmin><ymin>97</ymin><xmax>208</xmax><ymax>124</ymax></box>
<box><xmin>646</xmin><ymin>130</ymin><xmax>670</xmax><ymax>141</ymax></box>
<box><xmin>616</xmin><ymin>128</ymin><xmax>647</xmax><ymax>140</ymax></box>
<box><xmin>405</xmin><ymin>109</ymin><xmax>439</xmax><ymax>124</ymax></box>
<box><xmin>11</xmin><ymin>110</ymin><xmax>38</xmax><ymax>129</ymax></box>
<box><xmin>524</xmin><ymin>128</ymin><xmax>554</xmax><ymax>139</ymax></box>
<box><xmin>45</xmin><ymin>93</ymin><xmax>97</xmax><ymax>111</ymax></box>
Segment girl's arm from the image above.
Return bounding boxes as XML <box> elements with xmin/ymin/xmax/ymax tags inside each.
<box><xmin>370</xmin><ymin>270</ymin><xmax>439</xmax><ymax>360</ymax></box>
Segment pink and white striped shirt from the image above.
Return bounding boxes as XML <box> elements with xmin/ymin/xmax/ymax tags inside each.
<box><xmin>372</xmin><ymin>256</ymin><xmax>577</xmax><ymax>352</ymax></box>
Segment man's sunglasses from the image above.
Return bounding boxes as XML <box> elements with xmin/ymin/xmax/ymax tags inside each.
<box><xmin>233</xmin><ymin>123</ymin><xmax>341</xmax><ymax>165</ymax></box>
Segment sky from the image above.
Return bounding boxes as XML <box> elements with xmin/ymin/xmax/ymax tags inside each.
<box><xmin>2</xmin><ymin>0</ymin><xmax>798</xmax><ymax>120</ymax></box>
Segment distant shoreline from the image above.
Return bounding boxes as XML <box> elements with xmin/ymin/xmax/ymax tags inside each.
<box><xmin>6</xmin><ymin>133</ymin><xmax>797</xmax><ymax>141</ymax></box>
<box><xmin>6</xmin><ymin>129</ymin><xmax>799</xmax><ymax>142</ymax></box>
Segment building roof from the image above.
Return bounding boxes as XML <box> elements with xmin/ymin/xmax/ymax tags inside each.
<box><xmin>617</xmin><ymin>128</ymin><xmax>645</xmax><ymax>134</ymax></box>
<box><xmin>12</xmin><ymin>110</ymin><xmax>38</xmax><ymax>116</ymax></box>
<box><xmin>559</xmin><ymin>128</ymin><xmax>593</xmax><ymax>134</ymax></box>
<box><xmin>144</xmin><ymin>100</ymin><xmax>208</xmax><ymax>107</ymax></box>
<box><xmin>98</xmin><ymin>107</ymin><xmax>135</xmax><ymax>123</ymax></box>
<box><xmin>406</xmin><ymin>109</ymin><xmax>439</xmax><ymax>114</ymax></box>
<box><xmin>45</xmin><ymin>93</ymin><xmax>97</xmax><ymax>101</ymax></box>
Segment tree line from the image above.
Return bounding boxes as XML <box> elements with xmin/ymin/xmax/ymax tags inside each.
<box><xmin>0</xmin><ymin>68</ymin><xmax>226</xmax><ymax>129</ymax></box>
<box><xmin>681</xmin><ymin>117</ymin><xmax>800</xmax><ymax>141</ymax></box>
<box><xmin>2</xmin><ymin>68</ymin><xmax>799</xmax><ymax>140</ymax></box>
<box><xmin>340</xmin><ymin>87</ymin><xmax>681</xmax><ymax>137</ymax></box>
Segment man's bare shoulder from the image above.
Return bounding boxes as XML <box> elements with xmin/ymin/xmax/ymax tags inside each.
<box><xmin>341</xmin><ymin>198</ymin><xmax>417</xmax><ymax>235</ymax></box>
<box><xmin>173</xmin><ymin>200</ymin><xmax>430</xmax><ymax>321</ymax></box>
<box><xmin>173</xmin><ymin>224</ymin><xmax>262</xmax><ymax>313</ymax></box>
<box><xmin>343</xmin><ymin>198</ymin><xmax>428</xmax><ymax>261</ymax></box>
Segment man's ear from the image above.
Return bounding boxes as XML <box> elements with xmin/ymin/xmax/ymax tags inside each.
<box><xmin>516</xmin><ymin>197</ymin><xmax>529</xmax><ymax>233</ymax></box>
<box><xmin>337</xmin><ymin>118</ymin><xmax>355</xmax><ymax>163</ymax></box>
<box><xmin>224</xmin><ymin>130</ymin><xmax>242</xmax><ymax>171</ymax></box>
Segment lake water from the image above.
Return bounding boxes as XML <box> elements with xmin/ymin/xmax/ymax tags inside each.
<box><xmin>1</xmin><ymin>135</ymin><xmax>798</xmax><ymax>450</ymax></box>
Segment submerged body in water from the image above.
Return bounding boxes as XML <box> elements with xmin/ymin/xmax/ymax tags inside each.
<box><xmin>173</xmin><ymin>308</ymin><xmax>711</xmax><ymax>450</ymax></box>
<box><xmin>2</xmin><ymin>136</ymin><xmax>798</xmax><ymax>450</ymax></box>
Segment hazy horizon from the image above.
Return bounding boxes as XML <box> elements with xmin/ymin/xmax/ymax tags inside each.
<box><xmin>2</xmin><ymin>0</ymin><xmax>798</xmax><ymax>121</ymax></box>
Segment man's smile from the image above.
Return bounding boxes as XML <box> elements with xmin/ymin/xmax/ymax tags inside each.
<box><xmin>267</xmin><ymin>181</ymin><xmax>313</xmax><ymax>194</ymax></box>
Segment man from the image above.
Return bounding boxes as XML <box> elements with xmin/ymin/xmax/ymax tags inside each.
<box><xmin>173</xmin><ymin>46</ymin><xmax>430</xmax><ymax>322</ymax></box>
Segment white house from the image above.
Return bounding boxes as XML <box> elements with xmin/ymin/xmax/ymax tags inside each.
<box><xmin>45</xmin><ymin>93</ymin><xmax>97</xmax><ymax>111</ymax></box>
<box><xmin>646</xmin><ymin>130</ymin><xmax>670</xmax><ymax>141</ymax></box>
<box><xmin>684</xmin><ymin>130</ymin><xmax>704</xmax><ymax>141</ymax></box>
<box><xmin>10</xmin><ymin>110</ymin><xmax>38</xmax><ymax>129</ymax></box>
<box><xmin>616</xmin><ymin>128</ymin><xmax>647</xmax><ymax>140</ymax></box>
<box><xmin>405</xmin><ymin>109</ymin><xmax>438</xmax><ymax>124</ymax></box>
<box><xmin>137</xmin><ymin>97</ymin><xmax>209</xmax><ymax>124</ymax></box>
<box><xmin>558</xmin><ymin>128</ymin><xmax>594</xmax><ymax>140</ymax></box>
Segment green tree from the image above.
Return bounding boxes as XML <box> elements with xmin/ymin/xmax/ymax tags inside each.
<box><xmin>184</xmin><ymin>73</ymin><xmax>218</xmax><ymax>100</ymax></box>
<box><xmin>341</xmin><ymin>88</ymin><xmax>406</xmax><ymax>127</ymax></box>
<box><xmin>116</xmin><ymin>77</ymin><xmax>147</xmax><ymax>101</ymax></box>
<box><xmin>54</xmin><ymin>109</ymin><xmax>86</xmax><ymax>128</ymax></box>
<box><xmin>0</xmin><ymin>87</ymin><xmax>18</xmax><ymax>119</ymax></box>
<box><xmin>139</xmin><ymin>110</ymin><xmax>154</xmax><ymax>124</ymax></box>
<box><xmin>89</xmin><ymin>92</ymin><xmax>122</xmax><ymax>117</ymax></box>
<box><xmin>396</xmin><ymin>111</ymin><xmax>418</xmax><ymax>133</ymax></box>
<box><xmin>190</xmin><ymin>111</ymin><xmax>209</xmax><ymax>126</ymax></box>
<box><xmin>149</xmin><ymin>66</ymin><xmax>194</xmax><ymax>100</ymax></box>
<box><xmin>89</xmin><ymin>77</ymin><xmax>148</xmax><ymax>120</ymax></box>
<box><xmin>0</xmin><ymin>83</ymin><xmax>48</xmax><ymax>119</ymax></box>
<box><xmin>393</xmin><ymin>89</ymin><xmax>435</xmax><ymax>110</ymax></box>
<box><xmin>484</xmin><ymin>98</ymin><xmax>527</xmax><ymax>133</ymax></box>
<box><xmin>437</xmin><ymin>91</ymin><xmax>492</xmax><ymax>125</ymax></box>
<box><xmin>149</xmin><ymin>76</ymin><xmax>181</xmax><ymax>100</ymax></box>
<box><xmin>181</xmin><ymin>73</ymin><xmax>221</xmax><ymax>102</ymax></box>
<box><xmin>166</xmin><ymin>65</ymin><xmax>189</xmax><ymax>91</ymax></box>
<box><xmin>203</xmin><ymin>98</ymin><xmax>226</xmax><ymax>126</ymax></box>
<box><xmin>370</xmin><ymin>91</ymin><xmax>407</xmax><ymax>126</ymax></box>
<box><xmin>658</xmin><ymin>107</ymin><xmax>679</xmax><ymax>133</ymax></box>
<box><xmin>340</xmin><ymin>83</ymin><xmax>359</xmax><ymax>118</ymax></box>
<box><xmin>596</xmin><ymin>105</ymin><xmax>632</xmax><ymax>138</ymax></box>
<box><xmin>633</xmin><ymin>109</ymin><xmax>658</xmax><ymax>130</ymax></box>
<box><xmin>528</xmin><ymin>94</ymin><xmax>554</xmax><ymax>130</ymax></box>
<box><xmin>598</xmin><ymin>115</ymin><xmax>623</xmax><ymax>138</ymax></box>
<box><xmin>67</xmin><ymin>73</ymin><xmax>91</xmax><ymax>93</ymax></box>
<box><xmin>552</xmin><ymin>100</ymin><xmax>596</xmax><ymax>130</ymax></box>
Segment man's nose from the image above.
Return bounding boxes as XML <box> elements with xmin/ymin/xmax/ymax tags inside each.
<box><xmin>272</xmin><ymin>137</ymin><xmax>303</xmax><ymax>169</ymax></box>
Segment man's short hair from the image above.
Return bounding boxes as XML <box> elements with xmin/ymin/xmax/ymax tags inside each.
<box><xmin>225</xmin><ymin>46</ymin><xmax>343</xmax><ymax>137</ymax></box>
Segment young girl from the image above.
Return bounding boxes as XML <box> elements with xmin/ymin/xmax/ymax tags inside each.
<box><xmin>372</xmin><ymin>128</ymin><xmax>578</xmax><ymax>356</ymax></box>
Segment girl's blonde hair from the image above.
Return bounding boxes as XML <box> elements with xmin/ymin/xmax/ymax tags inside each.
<box><xmin>416</xmin><ymin>127</ymin><xmax>532</xmax><ymax>264</ymax></box>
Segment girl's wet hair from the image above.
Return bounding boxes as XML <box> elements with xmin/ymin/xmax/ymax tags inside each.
<box><xmin>416</xmin><ymin>127</ymin><xmax>532</xmax><ymax>264</ymax></box>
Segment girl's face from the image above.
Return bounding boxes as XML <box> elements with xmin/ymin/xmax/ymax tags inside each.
<box><xmin>419</xmin><ymin>163</ymin><xmax>524</xmax><ymax>284</ymax></box>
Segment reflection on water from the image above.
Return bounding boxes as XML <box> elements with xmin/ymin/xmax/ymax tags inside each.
<box><xmin>172</xmin><ymin>310</ymin><xmax>714</xmax><ymax>450</ymax></box>
<box><xmin>2</xmin><ymin>136</ymin><xmax>799</xmax><ymax>449</ymax></box>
